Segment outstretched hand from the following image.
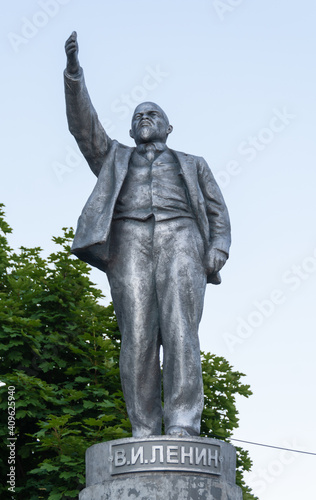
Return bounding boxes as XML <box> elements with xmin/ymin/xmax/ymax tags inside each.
<box><xmin>204</xmin><ymin>248</ymin><xmax>228</xmax><ymax>275</ymax></box>
<box><xmin>65</xmin><ymin>31</ymin><xmax>80</xmax><ymax>75</ymax></box>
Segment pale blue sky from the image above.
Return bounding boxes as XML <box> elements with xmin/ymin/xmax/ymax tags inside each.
<box><xmin>1</xmin><ymin>1</ymin><xmax>316</xmax><ymax>498</ymax></box>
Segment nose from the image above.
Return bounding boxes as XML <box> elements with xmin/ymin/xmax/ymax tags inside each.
<box><xmin>140</xmin><ymin>113</ymin><xmax>152</xmax><ymax>123</ymax></box>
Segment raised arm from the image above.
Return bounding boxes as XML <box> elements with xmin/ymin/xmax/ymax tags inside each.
<box><xmin>64</xmin><ymin>32</ymin><xmax>111</xmax><ymax>176</ymax></box>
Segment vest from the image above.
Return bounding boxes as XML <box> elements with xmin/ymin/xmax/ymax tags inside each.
<box><xmin>113</xmin><ymin>147</ymin><xmax>193</xmax><ymax>221</ymax></box>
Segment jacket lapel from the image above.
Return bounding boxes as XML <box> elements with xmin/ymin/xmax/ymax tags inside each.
<box><xmin>114</xmin><ymin>144</ymin><xmax>134</xmax><ymax>188</ymax></box>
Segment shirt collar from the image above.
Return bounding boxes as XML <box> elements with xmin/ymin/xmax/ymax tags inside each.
<box><xmin>136</xmin><ymin>142</ymin><xmax>168</xmax><ymax>155</ymax></box>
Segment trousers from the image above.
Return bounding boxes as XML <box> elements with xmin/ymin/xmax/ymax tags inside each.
<box><xmin>106</xmin><ymin>216</ymin><xmax>207</xmax><ymax>437</ymax></box>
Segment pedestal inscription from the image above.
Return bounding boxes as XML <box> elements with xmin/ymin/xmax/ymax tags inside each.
<box><xmin>110</xmin><ymin>439</ymin><xmax>221</xmax><ymax>476</ymax></box>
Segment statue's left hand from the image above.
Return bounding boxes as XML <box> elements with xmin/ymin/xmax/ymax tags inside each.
<box><xmin>204</xmin><ymin>248</ymin><xmax>228</xmax><ymax>275</ymax></box>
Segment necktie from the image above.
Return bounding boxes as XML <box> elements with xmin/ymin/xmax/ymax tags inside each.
<box><xmin>145</xmin><ymin>144</ymin><xmax>156</xmax><ymax>162</ymax></box>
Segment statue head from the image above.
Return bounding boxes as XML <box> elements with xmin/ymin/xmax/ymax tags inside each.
<box><xmin>129</xmin><ymin>102</ymin><xmax>173</xmax><ymax>145</ymax></box>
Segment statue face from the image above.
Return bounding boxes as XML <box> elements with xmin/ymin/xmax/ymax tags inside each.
<box><xmin>130</xmin><ymin>102</ymin><xmax>173</xmax><ymax>145</ymax></box>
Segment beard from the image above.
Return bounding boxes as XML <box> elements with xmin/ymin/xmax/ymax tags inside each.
<box><xmin>138</xmin><ymin>125</ymin><xmax>152</xmax><ymax>141</ymax></box>
<box><xmin>132</xmin><ymin>122</ymin><xmax>168</xmax><ymax>145</ymax></box>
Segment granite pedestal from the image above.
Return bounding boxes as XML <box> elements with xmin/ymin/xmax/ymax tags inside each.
<box><xmin>79</xmin><ymin>436</ymin><xmax>242</xmax><ymax>500</ymax></box>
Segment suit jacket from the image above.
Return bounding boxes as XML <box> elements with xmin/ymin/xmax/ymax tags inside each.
<box><xmin>64</xmin><ymin>69</ymin><xmax>231</xmax><ymax>284</ymax></box>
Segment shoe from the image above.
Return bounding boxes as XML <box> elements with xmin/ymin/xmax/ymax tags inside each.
<box><xmin>166</xmin><ymin>426</ymin><xmax>191</xmax><ymax>437</ymax></box>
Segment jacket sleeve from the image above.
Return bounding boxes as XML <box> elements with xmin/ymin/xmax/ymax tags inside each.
<box><xmin>64</xmin><ymin>68</ymin><xmax>112</xmax><ymax>177</ymax></box>
<box><xmin>197</xmin><ymin>157</ymin><xmax>231</xmax><ymax>257</ymax></box>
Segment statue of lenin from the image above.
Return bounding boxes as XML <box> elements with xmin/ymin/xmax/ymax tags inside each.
<box><xmin>64</xmin><ymin>32</ymin><xmax>231</xmax><ymax>439</ymax></box>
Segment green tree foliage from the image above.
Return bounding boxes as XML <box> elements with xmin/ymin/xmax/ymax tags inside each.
<box><xmin>0</xmin><ymin>204</ymin><xmax>258</xmax><ymax>500</ymax></box>
<box><xmin>200</xmin><ymin>353</ymin><xmax>258</xmax><ymax>499</ymax></box>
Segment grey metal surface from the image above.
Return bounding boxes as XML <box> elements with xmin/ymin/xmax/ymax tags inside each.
<box><xmin>64</xmin><ymin>32</ymin><xmax>231</xmax><ymax>439</ymax></box>
<box><xmin>79</xmin><ymin>475</ymin><xmax>243</xmax><ymax>500</ymax></box>
<box><xmin>80</xmin><ymin>438</ymin><xmax>242</xmax><ymax>500</ymax></box>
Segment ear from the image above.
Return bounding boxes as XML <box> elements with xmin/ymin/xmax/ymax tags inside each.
<box><xmin>167</xmin><ymin>125</ymin><xmax>173</xmax><ymax>135</ymax></box>
<box><xmin>129</xmin><ymin>129</ymin><xmax>134</xmax><ymax>139</ymax></box>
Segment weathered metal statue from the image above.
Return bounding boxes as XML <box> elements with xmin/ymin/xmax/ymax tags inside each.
<box><xmin>64</xmin><ymin>32</ymin><xmax>231</xmax><ymax>439</ymax></box>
